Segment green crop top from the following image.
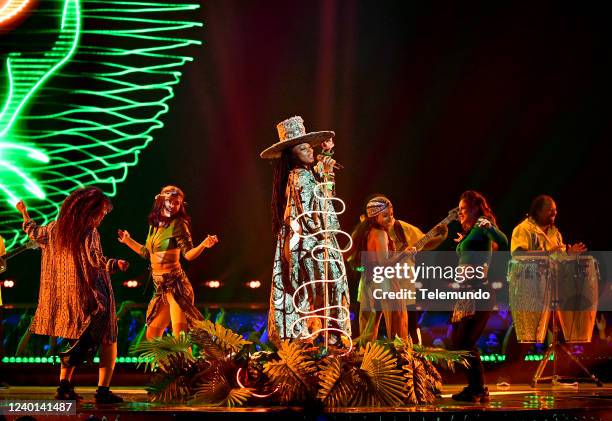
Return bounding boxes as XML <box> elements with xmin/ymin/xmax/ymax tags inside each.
<box><xmin>140</xmin><ymin>219</ymin><xmax>194</xmax><ymax>259</ymax></box>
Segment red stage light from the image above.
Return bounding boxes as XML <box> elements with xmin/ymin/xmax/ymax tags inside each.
<box><xmin>3</xmin><ymin>279</ymin><xmax>15</xmax><ymax>288</ymax></box>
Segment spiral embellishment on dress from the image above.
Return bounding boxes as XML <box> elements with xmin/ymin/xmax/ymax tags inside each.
<box><xmin>289</xmin><ymin>180</ymin><xmax>353</xmax><ymax>354</ymax></box>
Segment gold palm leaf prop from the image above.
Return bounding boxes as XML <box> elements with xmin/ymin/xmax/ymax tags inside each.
<box><xmin>393</xmin><ymin>336</ymin><xmax>468</xmax><ymax>404</ymax></box>
<box><xmin>393</xmin><ymin>336</ymin><xmax>469</xmax><ymax>371</ymax></box>
<box><xmin>412</xmin><ymin>344</ymin><xmax>470</xmax><ymax>371</ymax></box>
<box><xmin>133</xmin><ymin>331</ymin><xmax>194</xmax><ymax>372</ymax></box>
<box><xmin>402</xmin><ymin>356</ymin><xmax>437</xmax><ymax>404</ymax></box>
<box><xmin>190</xmin><ymin>319</ymin><xmax>252</xmax><ymax>360</ymax></box>
<box><xmin>263</xmin><ymin>340</ymin><xmax>317</xmax><ymax>403</ymax></box>
<box><xmin>358</xmin><ymin>342</ymin><xmax>407</xmax><ymax>406</ymax></box>
<box><xmin>316</xmin><ymin>356</ymin><xmax>359</xmax><ymax>407</ymax></box>
<box><xmin>146</xmin><ymin>372</ymin><xmax>192</xmax><ymax>403</ymax></box>
<box><xmin>220</xmin><ymin>388</ymin><xmax>253</xmax><ymax>408</ymax></box>
<box><xmin>191</xmin><ymin>361</ymin><xmax>252</xmax><ymax>407</ymax></box>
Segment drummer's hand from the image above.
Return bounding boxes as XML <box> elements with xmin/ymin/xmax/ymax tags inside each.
<box><xmin>567</xmin><ymin>242</ymin><xmax>587</xmax><ymax>254</ymax></box>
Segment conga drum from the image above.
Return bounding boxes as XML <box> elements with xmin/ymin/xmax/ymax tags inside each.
<box><xmin>555</xmin><ymin>255</ymin><xmax>599</xmax><ymax>343</ymax></box>
<box><xmin>507</xmin><ymin>256</ymin><xmax>553</xmax><ymax>343</ymax></box>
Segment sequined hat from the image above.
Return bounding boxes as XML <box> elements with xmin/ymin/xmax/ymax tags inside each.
<box><xmin>259</xmin><ymin>116</ymin><xmax>335</xmax><ymax>159</ymax></box>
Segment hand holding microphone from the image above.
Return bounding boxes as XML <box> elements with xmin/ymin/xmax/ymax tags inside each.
<box><xmin>316</xmin><ymin>154</ymin><xmax>344</xmax><ymax>170</ymax></box>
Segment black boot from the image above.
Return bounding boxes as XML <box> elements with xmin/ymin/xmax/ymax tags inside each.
<box><xmin>95</xmin><ymin>386</ymin><xmax>124</xmax><ymax>404</ymax></box>
<box><xmin>55</xmin><ymin>379</ymin><xmax>83</xmax><ymax>401</ymax></box>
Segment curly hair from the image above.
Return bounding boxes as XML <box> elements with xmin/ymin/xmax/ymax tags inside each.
<box><xmin>55</xmin><ymin>186</ymin><xmax>112</xmax><ymax>252</ymax></box>
<box><xmin>459</xmin><ymin>190</ymin><xmax>498</xmax><ymax>227</ymax></box>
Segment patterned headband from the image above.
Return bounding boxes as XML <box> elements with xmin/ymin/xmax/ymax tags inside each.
<box><xmin>155</xmin><ymin>186</ymin><xmax>185</xmax><ymax>201</ymax></box>
<box><xmin>366</xmin><ymin>196</ymin><xmax>392</xmax><ymax>218</ymax></box>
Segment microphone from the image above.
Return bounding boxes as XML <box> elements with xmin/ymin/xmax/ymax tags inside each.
<box><xmin>316</xmin><ymin>154</ymin><xmax>344</xmax><ymax>170</ymax></box>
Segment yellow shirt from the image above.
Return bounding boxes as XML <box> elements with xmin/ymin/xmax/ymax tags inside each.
<box><xmin>510</xmin><ymin>217</ymin><xmax>564</xmax><ymax>253</ymax></box>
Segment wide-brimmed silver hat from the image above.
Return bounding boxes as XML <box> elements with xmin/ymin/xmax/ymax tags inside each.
<box><xmin>259</xmin><ymin>116</ymin><xmax>335</xmax><ymax>159</ymax></box>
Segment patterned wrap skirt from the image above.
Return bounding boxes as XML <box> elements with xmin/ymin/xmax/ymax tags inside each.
<box><xmin>146</xmin><ymin>268</ymin><xmax>204</xmax><ymax>328</ymax></box>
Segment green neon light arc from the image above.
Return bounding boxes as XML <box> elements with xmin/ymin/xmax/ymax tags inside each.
<box><xmin>0</xmin><ymin>59</ymin><xmax>14</xmax><ymax>123</ymax></box>
<box><xmin>0</xmin><ymin>0</ymin><xmax>80</xmax><ymax>137</ymax></box>
<box><xmin>0</xmin><ymin>0</ymin><xmax>202</xmax><ymax>250</ymax></box>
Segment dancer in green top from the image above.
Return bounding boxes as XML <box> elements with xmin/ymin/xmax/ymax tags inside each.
<box><xmin>451</xmin><ymin>190</ymin><xmax>508</xmax><ymax>403</ymax></box>
<box><xmin>118</xmin><ymin>185</ymin><xmax>218</xmax><ymax>339</ymax></box>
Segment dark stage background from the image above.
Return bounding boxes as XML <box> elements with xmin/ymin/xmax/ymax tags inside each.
<box><xmin>3</xmin><ymin>1</ymin><xmax>611</xmax><ymax>306</ymax></box>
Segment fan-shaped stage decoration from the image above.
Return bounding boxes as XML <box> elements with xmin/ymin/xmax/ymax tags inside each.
<box><xmin>0</xmin><ymin>0</ymin><xmax>202</xmax><ymax>250</ymax></box>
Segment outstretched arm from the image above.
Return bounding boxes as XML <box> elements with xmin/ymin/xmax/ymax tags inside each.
<box><xmin>87</xmin><ymin>229</ymin><xmax>129</xmax><ymax>274</ymax></box>
<box><xmin>117</xmin><ymin>229</ymin><xmax>147</xmax><ymax>258</ymax></box>
<box><xmin>16</xmin><ymin>200</ymin><xmax>31</xmax><ymax>222</ymax></box>
<box><xmin>17</xmin><ymin>200</ymin><xmax>49</xmax><ymax>246</ymax></box>
<box><xmin>183</xmin><ymin>234</ymin><xmax>218</xmax><ymax>261</ymax></box>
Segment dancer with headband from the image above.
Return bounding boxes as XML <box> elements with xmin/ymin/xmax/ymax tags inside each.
<box><xmin>347</xmin><ymin>195</ymin><xmax>447</xmax><ymax>343</ymax></box>
<box><xmin>118</xmin><ymin>185</ymin><xmax>218</xmax><ymax>339</ymax></box>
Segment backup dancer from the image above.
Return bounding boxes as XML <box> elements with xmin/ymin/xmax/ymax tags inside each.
<box><xmin>118</xmin><ymin>185</ymin><xmax>218</xmax><ymax>339</ymax></box>
<box><xmin>348</xmin><ymin>195</ymin><xmax>447</xmax><ymax>343</ymax></box>
<box><xmin>17</xmin><ymin>187</ymin><xmax>128</xmax><ymax>403</ymax></box>
<box><xmin>450</xmin><ymin>190</ymin><xmax>508</xmax><ymax>402</ymax></box>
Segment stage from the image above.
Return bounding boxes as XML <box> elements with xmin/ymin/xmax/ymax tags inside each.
<box><xmin>2</xmin><ymin>1</ymin><xmax>612</xmax><ymax>420</ymax></box>
<box><xmin>1</xmin><ymin>384</ymin><xmax>610</xmax><ymax>420</ymax></box>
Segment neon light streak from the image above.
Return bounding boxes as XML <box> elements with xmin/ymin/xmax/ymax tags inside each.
<box><xmin>0</xmin><ymin>0</ymin><xmax>202</xmax><ymax>250</ymax></box>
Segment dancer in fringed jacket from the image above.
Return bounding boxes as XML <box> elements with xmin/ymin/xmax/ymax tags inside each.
<box><xmin>17</xmin><ymin>187</ymin><xmax>128</xmax><ymax>403</ymax></box>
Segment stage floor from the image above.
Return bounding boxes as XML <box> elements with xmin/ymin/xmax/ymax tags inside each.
<box><xmin>1</xmin><ymin>384</ymin><xmax>610</xmax><ymax>420</ymax></box>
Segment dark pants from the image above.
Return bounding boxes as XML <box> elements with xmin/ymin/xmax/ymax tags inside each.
<box><xmin>60</xmin><ymin>328</ymin><xmax>98</xmax><ymax>368</ymax></box>
<box><xmin>451</xmin><ymin>311</ymin><xmax>490</xmax><ymax>391</ymax></box>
